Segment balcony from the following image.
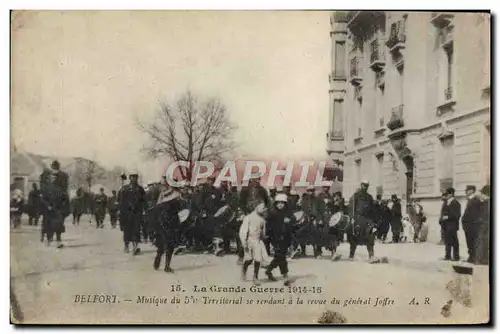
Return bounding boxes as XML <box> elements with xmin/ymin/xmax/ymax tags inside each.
<box><xmin>330</xmin><ymin>70</ymin><xmax>347</xmax><ymax>83</ymax></box>
<box><xmin>436</xmin><ymin>87</ymin><xmax>456</xmax><ymax>116</ymax></box>
<box><xmin>349</xmin><ymin>56</ymin><xmax>363</xmax><ymax>85</ymax></box>
<box><xmin>369</xmin><ymin>39</ymin><xmax>386</xmax><ymax>70</ymax></box>
<box><xmin>437</xmin><ymin>25</ymin><xmax>454</xmax><ymax>47</ymax></box>
<box><xmin>327</xmin><ymin>130</ymin><xmax>344</xmax><ymax>141</ymax></box>
<box><xmin>387</xmin><ymin>104</ymin><xmax>404</xmax><ymax>131</ymax></box>
<box><xmin>386</xmin><ymin>20</ymin><xmax>406</xmax><ymax>53</ymax></box>
<box><xmin>431</xmin><ymin>13</ymin><xmax>454</xmax><ymax>28</ymax></box>
<box><xmin>374</xmin><ymin>116</ymin><xmax>386</xmax><ymax>136</ymax></box>
<box><xmin>375</xmin><ymin>71</ymin><xmax>385</xmax><ymax>87</ymax></box>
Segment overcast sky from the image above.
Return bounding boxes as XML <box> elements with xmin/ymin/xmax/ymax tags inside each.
<box><xmin>11</xmin><ymin>10</ymin><xmax>330</xmax><ymax>181</ymax></box>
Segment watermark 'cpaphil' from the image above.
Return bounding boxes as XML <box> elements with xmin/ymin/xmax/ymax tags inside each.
<box><xmin>164</xmin><ymin>160</ymin><xmax>334</xmax><ymax>188</ymax></box>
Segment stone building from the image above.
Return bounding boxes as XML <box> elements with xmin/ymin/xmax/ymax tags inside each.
<box><xmin>327</xmin><ymin>11</ymin><xmax>490</xmax><ymax>242</ymax></box>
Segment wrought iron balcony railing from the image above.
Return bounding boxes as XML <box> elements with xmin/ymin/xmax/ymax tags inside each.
<box><xmin>444</xmin><ymin>87</ymin><xmax>453</xmax><ymax>101</ymax></box>
<box><xmin>350</xmin><ymin>56</ymin><xmax>363</xmax><ymax>85</ymax></box>
<box><xmin>386</xmin><ymin>20</ymin><xmax>406</xmax><ymax>51</ymax></box>
<box><xmin>370</xmin><ymin>39</ymin><xmax>386</xmax><ymax>70</ymax></box>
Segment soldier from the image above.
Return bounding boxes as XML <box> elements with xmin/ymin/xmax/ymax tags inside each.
<box><xmin>118</xmin><ymin>172</ymin><xmax>146</xmax><ymax>255</ymax></box>
<box><xmin>71</xmin><ymin>187</ymin><xmax>85</xmax><ymax>225</ymax></box>
<box><xmin>27</xmin><ymin>183</ymin><xmax>41</xmax><ymax>226</ymax></box>
<box><xmin>108</xmin><ymin>190</ymin><xmax>119</xmax><ymax>228</ymax></box>
<box><xmin>94</xmin><ymin>188</ymin><xmax>108</xmax><ymax>228</ymax></box>
<box><xmin>461</xmin><ymin>185</ymin><xmax>482</xmax><ymax>263</ymax></box>
<box><xmin>269</xmin><ymin>186</ymin><xmax>277</xmax><ymax>204</ymax></box>
<box><xmin>153</xmin><ymin>187</ymin><xmax>183</xmax><ymax>272</ymax></box>
<box><xmin>265</xmin><ymin>194</ymin><xmax>293</xmax><ymax>286</ymax></box>
<box><xmin>41</xmin><ymin>171</ymin><xmax>69</xmax><ymax>248</ymax></box>
<box><xmin>312</xmin><ymin>186</ymin><xmax>329</xmax><ymax>257</ymax></box>
<box><xmin>347</xmin><ymin>180</ymin><xmax>375</xmax><ymax>259</ymax></box>
<box><xmin>440</xmin><ymin>187</ymin><xmax>461</xmax><ymax>261</ymax></box>
<box><xmin>239</xmin><ymin>202</ymin><xmax>268</xmax><ymax>285</ymax></box>
<box><xmin>200</xmin><ymin>176</ymin><xmax>223</xmax><ymax>253</ymax></box>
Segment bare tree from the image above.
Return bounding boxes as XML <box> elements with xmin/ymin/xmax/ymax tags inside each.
<box><xmin>82</xmin><ymin>160</ymin><xmax>105</xmax><ymax>191</ymax></box>
<box><xmin>138</xmin><ymin>91</ymin><xmax>237</xmax><ymax>180</ymax></box>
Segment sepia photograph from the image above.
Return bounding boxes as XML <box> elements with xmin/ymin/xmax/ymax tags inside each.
<box><xmin>9</xmin><ymin>9</ymin><xmax>491</xmax><ymax>325</ymax></box>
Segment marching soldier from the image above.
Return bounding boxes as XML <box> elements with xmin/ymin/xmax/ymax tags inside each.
<box><xmin>94</xmin><ymin>188</ymin><xmax>108</xmax><ymax>228</ymax></box>
<box><xmin>108</xmin><ymin>190</ymin><xmax>119</xmax><ymax>228</ymax></box>
<box><xmin>153</xmin><ymin>187</ymin><xmax>183</xmax><ymax>272</ymax></box>
<box><xmin>347</xmin><ymin>180</ymin><xmax>375</xmax><ymax>259</ymax></box>
<box><xmin>27</xmin><ymin>183</ymin><xmax>41</xmax><ymax>226</ymax></box>
<box><xmin>200</xmin><ymin>176</ymin><xmax>223</xmax><ymax>253</ymax></box>
<box><xmin>71</xmin><ymin>187</ymin><xmax>85</xmax><ymax>225</ymax></box>
<box><xmin>40</xmin><ymin>161</ymin><xmax>70</xmax><ymax>246</ymax></box>
<box><xmin>118</xmin><ymin>172</ymin><xmax>145</xmax><ymax>255</ymax></box>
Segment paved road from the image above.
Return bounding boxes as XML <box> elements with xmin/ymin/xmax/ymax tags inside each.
<box><xmin>10</xmin><ymin>215</ymin><xmax>489</xmax><ymax>324</ymax></box>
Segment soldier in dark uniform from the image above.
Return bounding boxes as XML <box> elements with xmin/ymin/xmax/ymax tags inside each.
<box><xmin>118</xmin><ymin>172</ymin><xmax>145</xmax><ymax>255</ymax></box>
<box><xmin>94</xmin><ymin>188</ymin><xmax>108</xmax><ymax>228</ymax></box>
<box><xmin>71</xmin><ymin>187</ymin><xmax>85</xmax><ymax>225</ymax></box>
<box><xmin>220</xmin><ymin>183</ymin><xmax>239</xmax><ymax>255</ymax></box>
<box><xmin>27</xmin><ymin>183</ymin><xmax>41</xmax><ymax>226</ymax></box>
<box><xmin>390</xmin><ymin>194</ymin><xmax>402</xmax><ymax>243</ymax></box>
<box><xmin>265</xmin><ymin>193</ymin><xmax>294</xmax><ymax>286</ymax></box>
<box><xmin>312</xmin><ymin>186</ymin><xmax>329</xmax><ymax>257</ymax></box>
<box><xmin>108</xmin><ymin>190</ymin><xmax>119</xmax><ymax>228</ymax></box>
<box><xmin>153</xmin><ymin>187</ymin><xmax>183</xmax><ymax>272</ymax></box>
<box><xmin>440</xmin><ymin>187</ymin><xmax>461</xmax><ymax>261</ymax></box>
<box><xmin>296</xmin><ymin>186</ymin><xmax>315</xmax><ymax>257</ymax></box>
<box><xmin>200</xmin><ymin>176</ymin><xmax>223</xmax><ymax>253</ymax></box>
<box><xmin>347</xmin><ymin>181</ymin><xmax>375</xmax><ymax>259</ymax></box>
<box><xmin>41</xmin><ymin>171</ymin><xmax>70</xmax><ymax>248</ymax></box>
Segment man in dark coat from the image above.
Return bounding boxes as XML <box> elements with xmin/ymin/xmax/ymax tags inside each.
<box><xmin>118</xmin><ymin>172</ymin><xmax>146</xmax><ymax>255</ymax></box>
<box><xmin>153</xmin><ymin>187</ymin><xmax>183</xmax><ymax>273</ymax></box>
<box><xmin>440</xmin><ymin>187</ymin><xmax>461</xmax><ymax>261</ymax></box>
<box><xmin>239</xmin><ymin>178</ymin><xmax>270</xmax><ymax>214</ymax></box>
<box><xmin>72</xmin><ymin>187</ymin><xmax>85</xmax><ymax>225</ymax></box>
<box><xmin>199</xmin><ymin>177</ymin><xmax>224</xmax><ymax>253</ymax></box>
<box><xmin>27</xmin><ymin>183</ymin><xmax>41</xmax><ymax>226</ymax></box>
<box><xmin>265</xmin><ymin>193</ymin><xmax>294</xmax><ymax>286</ymax></box>
<box><xmin>94</xmin><ymin>188</ymin><xmax>108</xmax><ymax>228</ymax></box>
<box><xmin>461</xmin><ymin>185</ymin><xmax>482</xmax><ymax>263</ymax></box>
<box><xmin>41</xmin><ymin>172</ymin><xmax>69</xmax><ymax>247</ymax></box>
<box><xmin>390</xmin><ymin>194</ymin><xmax>402</xmax><ymax>243</ymax></box>
<box><xmin>475</xmin><ymin>185</ymin><xmax>490</xmax><ymax>265</ymax></box>
<box><xmin>347</xmin><ymin>181</ymin><xmax>376</xmax><ymax>259</ymax></box>
<box><xmin>108</xmin><ymin>190</ymin><xmax>119</xmax><ymax>228</ymax></box>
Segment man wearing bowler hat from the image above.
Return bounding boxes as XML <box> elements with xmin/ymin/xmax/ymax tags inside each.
<box><xmin>439</xmin><ymin>187</ymin><xmax>461</xmax><ymax>261</ymax></box>
<box><xmin>462</xmin><ymin>185</ymin><xmax>482</xmax><ymax>263</ymax></box>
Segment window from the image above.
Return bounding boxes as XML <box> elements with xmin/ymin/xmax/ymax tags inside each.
<box><xmin>334</xmin><ymin>41</ymin><xmax>346</xmax><ymax>78</ymax></box>
<box><xmin>481</xmin><ymin>125</ymin><xmax>491</xmax><ymax>186</ymax></box>
<box><xmin>397</xmin><ymin>65</ymin><xmax>404</xmax><ymax>107</ymax></box>
<box><xmin>444</xmin><ymin>43</ymin><xmax>454</xmax><ymax>100</ymax></box>
<box><xmin>377</xmin><ymin>155</ymin><xmax>384</xmax><ymax>187</ymax></box>
<box><xmin>376</xmin><ymin>84</ymin><xmax>385</xmax><ymax>128</ymax></box>
<box><xmin>355</xmin><ymin>159</ymin><xmax>362</xmax><ymax>185</ymax></box>
<box><xmin>332</xmin><ymin>99</ymin><xmax>344</xmax><ymax>137</ymax></box>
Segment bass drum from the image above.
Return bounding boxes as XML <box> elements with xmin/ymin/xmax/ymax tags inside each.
<box><xmin>329</xmin><ymin>212</ymin><xmax>342</xmax><ymax>227</ymax></box>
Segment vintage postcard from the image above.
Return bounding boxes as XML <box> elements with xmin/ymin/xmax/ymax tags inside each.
<box><xmin>10</xmin><ymin>10</ymin><xmax>491</xmax><ymax>324</ymax></box>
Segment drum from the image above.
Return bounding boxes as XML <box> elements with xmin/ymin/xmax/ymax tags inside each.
<box><xmin>214</xmin><ymin>205</ymin><xmax>236</xmax><ymax>223</ymax></box>
<box><xmin>329</xmin><ymin>212</ymin><xmax>342</xmax><ymax>227</ymax></box>
<box><xmin>293</xmin><ymin>211</ymin><xmax>304</xmax><ymax>225</ymax></box>
<box><xmin>178</xmin><ymin>209</ymin><xmax>190</xmax><ymax>224</ymax></box>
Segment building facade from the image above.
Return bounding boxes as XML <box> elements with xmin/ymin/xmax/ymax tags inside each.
<box><xmin>327</xmin><ymin>11</ymin><xmax>490</xmax><ymax>242</ymax></box>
